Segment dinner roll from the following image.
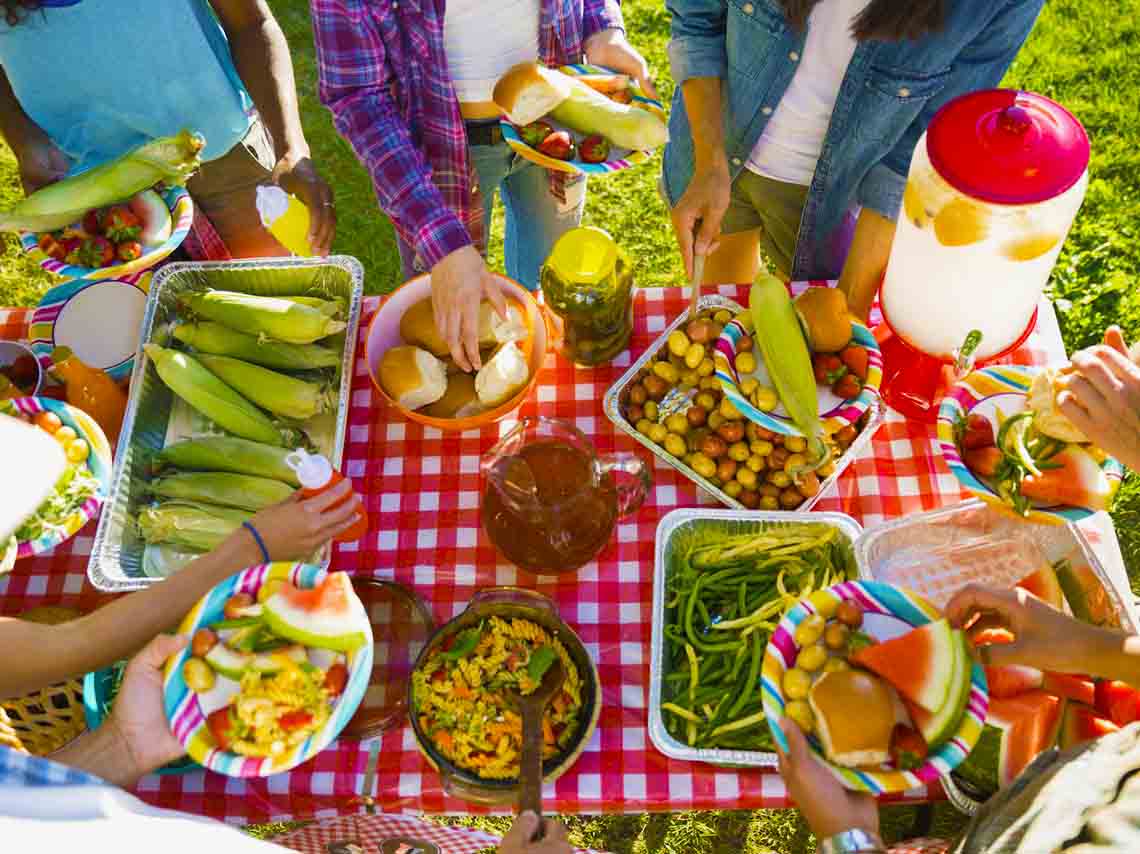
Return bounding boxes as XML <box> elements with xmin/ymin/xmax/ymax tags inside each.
<box><xmin>475</xmin><ymin>340</ymin><xmax>529</xmax><ymax>407</ymax></box>
<box><xmin>493</xmin><ymin>62</ymin><xmax>572</xmax><ymax>126</ymax></box>
<box><xmin>400</xmin><ymin>298</ymin><xmax>527</xmax><ymax>359</ymax></box>
<box><xmin>1029</xmin><ymin>367</ymin><xmax>1089</xmax><ymax>443</ymax></box>
<box><xmin>378</xmin><ymin>345</ymin><xmax>447</xmax><ymax>410</ymax></box>
<box><xmin>421</xmin><ymin>373</ymin><xmax>484</xmax><ymax>419</ymax></box>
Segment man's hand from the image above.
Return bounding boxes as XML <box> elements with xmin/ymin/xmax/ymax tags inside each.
<box><xmin>498</xmin><ymin>812</ymin><xmax>573</xmax><ymax>854</ymax></box>
<box><xmin>272</xmin><ymin>152</ymin><xmax>336</xmax><ymax>255</ymax></box>
<box><xmin>670</xmin><ymin>159</ymin><xmax>729</xmax><ymax>279</ymax></box>
<box><xmin>583</xmin><ymin>28</ymin><xmax>657</xmax><ymax>99</ymax></box>
<box><xmin>775</xmin><ymin>717</ymin><xmax>880</xmax><ymax>841</ymax></box>
<box><xmin>12</xmin><ymin>125</ymin><xmax>69</xmax><ymax>195</ymax></box>
<box><xmin>245</xmin><ymin>479</ymin><xmax>363</xmax><ymax>560</ymax></box>
<box><xmin>430</xmin><ymin>245</ymin><xmax>508</xmax><ymax>372</ymax></box>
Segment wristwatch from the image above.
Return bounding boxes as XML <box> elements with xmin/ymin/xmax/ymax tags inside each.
<box><xmin>818</xmin><ymin>828</ymin><xmax>887</xmax><ymax>854</ymax></box>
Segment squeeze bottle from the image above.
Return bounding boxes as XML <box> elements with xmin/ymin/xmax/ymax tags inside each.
<box><xmin>256</xmin><ymin>185</ymin><xmax>313</xmax><ymax>256</ymax></box>
<box><xmin>284</xmin><ymin>448</ymin><xmax>368</xmax><ymax>541</ymax></box>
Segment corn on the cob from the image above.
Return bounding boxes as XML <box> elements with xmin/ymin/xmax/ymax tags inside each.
<box><xmin>0</xmin><ymin>130</ymin><xmax>204</xmax><ymax>233</ymax></box>
<box><xmin>195</xmin><ymin>354</ymin><xmax>332</xmax><ymax>420</ymax></box>
<box><xmin>137</xmin><ymin>500</ymin><xmax>252</xmax><ymax>552</ymax></box>
<box><xmin>173</xmin><ymin>322</ymin><xmax>341</xmax><ymax>370</ymax></box>
<box><xmin>182</xmin><ymin>290</ymin><xmax>346</xmax><ymax>344</ymax></box>
<box><xmin>148</xmin><ymin>472</ymin><xmax>294</xmax><ymax>511</ymax></box>
<box><xmin>154</xmin><ymin>436</ymin><xmax>301</xmax><ymax>485</ymax></box>
<box><xmin>749</xmin><ymin>274</ymin><xmax>826</xmax><ymax>466</ymax></box>
<box><xmin>144</xmin><ymin>344</ymin><xmax>283</xmax><ymax>445</ymax></box>
<box><xmin>282</xmin><ymin>296</ymin><xmax>345</xmax><ymax>318</ymax></box>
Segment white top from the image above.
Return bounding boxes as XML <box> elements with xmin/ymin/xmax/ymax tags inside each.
<box><xmin>444</xmin><ymin>0</ymin><xmax>541</xmax><ymax>103</ymax></box>
<box><xmin>746</xmin><ymin>0</ymin><xmax>871</xmax><ymax>186</ymax></box>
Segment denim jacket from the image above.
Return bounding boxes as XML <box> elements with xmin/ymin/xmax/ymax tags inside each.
<box><xmin>662</xmin><ymin>0</ymin><xmax>1045</xmax><ymax>280</ymax></box>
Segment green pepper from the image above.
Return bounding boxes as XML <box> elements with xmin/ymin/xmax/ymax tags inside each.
<box><xmin>209</xmin><ymin>616</ymin><xmax>262</xmax><ymax>630</ymax></box>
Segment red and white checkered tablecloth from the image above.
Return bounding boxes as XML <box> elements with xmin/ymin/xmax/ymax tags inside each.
<box><xmin>0</xmin><ymin>283</ymin><xmax>1127</xmax><ymax>825</ymax></box>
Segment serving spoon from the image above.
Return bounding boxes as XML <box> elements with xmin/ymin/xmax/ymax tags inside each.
<box><xmin>508</xmin><ymin>657</ymin><xmax>566</xmax><ymax>841</ymax></box>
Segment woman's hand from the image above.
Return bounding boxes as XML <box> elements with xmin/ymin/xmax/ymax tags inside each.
<box><xmin>583</xmin><ymin>29</ymin><xmax>657</xmax><ymax>99</ymax></box>
<box><xmin>670</xmin><ymin>159</ymin><xmax>729</xmax><ymax>279</ymax></box>
<box><xmin>498</xmin><ymin>812</ymin><xmax>573</xmax><ymax>854</ymax></box>
<box><xmin>430</xmin><ymin>245</ymin><xmax>508</xmax><ymax>372</ymax></box>
<box><xmin>775</xmin><ymin>717</ymin><xmax>880</xmax><ymax>841</ymax></box>
<box><xmin>12</xmin><ymin>125</ymin><xmax>69</xmax><ymax>195</ymax></box>
<box><xmin>272</xmin><ymin>152</ymin><xmax>336</xmax><ymax>255</ymax></box>
<box><xmin>245</xmin><ymin>480</ymin><xmax>362</xmax><ymax>560</ymax></box>
<box><xmin>1056</xmin><ymin>326</ymin><xmax>1140</xmax><ymax>472</ymax></box>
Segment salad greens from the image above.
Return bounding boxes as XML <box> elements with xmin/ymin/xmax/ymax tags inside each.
<box><xmin>14</xmin><ymin>463</ymin><xmax>99</xmax><ymax>543</ymax></box>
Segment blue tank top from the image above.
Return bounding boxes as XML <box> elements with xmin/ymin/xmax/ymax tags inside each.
<box><xmin>0</xmin><ymin>0</ymin><xmax>254</xmax><ymax>172</ymax></box>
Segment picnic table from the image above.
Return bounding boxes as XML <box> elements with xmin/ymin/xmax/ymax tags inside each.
<box><xmin>0</xmin><ymin>281</ymin><xmax>1131</xmax><ymax>825</ymax></box>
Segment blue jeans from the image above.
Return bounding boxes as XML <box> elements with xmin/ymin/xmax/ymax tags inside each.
<box><xmin>398</xmin><ymin>135</ymin><xmax>586</xmax><ymax>290</ymax></box>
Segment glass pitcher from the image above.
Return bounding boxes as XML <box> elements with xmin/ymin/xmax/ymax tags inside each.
<box><xmin>481</xmin><ymin>417</ymin><xmax>651</xmax><ymax>574</ymax></box>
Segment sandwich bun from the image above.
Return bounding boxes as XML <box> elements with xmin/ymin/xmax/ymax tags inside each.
<box><xmin>794</xmin><ymin>287</ymin><xmax>853</xmax><ymax>354</ymax></box>
<box><xmin>1029</xmin><ymin>367</ymin><xmax>1089</xmax><ymax>443</ymax></box>
<box><xmin>475</xmin><ymin>340</ymin><xmax>530</xmax><ymax>407</ymax></box>
<box><xmin>808</xmin><ymin>670</ymin><xmax>897</xmax><ymax>768</ymax></box>
<box><xmin>400</xmin><ymin>298</ymin><xmax>528</xmax><ymax>359</ymax></box>
<box><xmin>493</xmin><ymin>62</ymin><xmax>572</xmax><ymax>126</ymax></box>
<box><xmin>378</xmin><ymin>345</ymin><xmax>447</xmax><ymax>411</ymax></box>
<box><xmin>421</xmin><ymin>373</ymin><xmax>484</xmax><ymax>420</ymax></box>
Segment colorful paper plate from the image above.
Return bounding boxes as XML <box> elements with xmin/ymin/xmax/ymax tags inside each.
<box><xmin>163</xmin><ymin>563</ymin><xmax>372</xmax><ymax>778</ymax></box>
<box><xmin>500</xmin><ymin>64</ymin><xmax>666</xmax><ymax>176</ymax></box>
<box><xmin>762</xmin><ymin>580</ymin><xmax>988</xmax><ymax>794</ymax></box>
<box><xmin>20</xmin><ymin>184</ymin><xmax>192</xmax><ymax>281</ymax></box>
<box><xmin>714</xmin><ymin>313</ymin><xmax>883</xmax><ymax>437</ymax></box>
<box><xmin>936</xmin><ymin>364</ymin><xmax>1124</xmax><ymax>525</ymax></box>
<box><xmin>29</xmin><ymin>272</ymin><xmax>151</xmax><ymax>382</ymax></box>
<box><xmin>0</xmin><ymin>395</ymin><xmax>112</xmax><ymax>559</ymax></box>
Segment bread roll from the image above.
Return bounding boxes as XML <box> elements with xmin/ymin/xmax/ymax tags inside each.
<box><xmin>794</xmin><ymin>287</ymin><xmax>853</xmax><ymax>354</ymax></box>
<box><xmin>399</xmin><ymin>299</ymin><xmax>449</xmax><ymax>357</ymax></box>
<box><xmin>548</xmin><ymin>78</ymin><xmax>668</xmax><ymax>151</ymax></box>
<box><xmin>421</xmin><ymin>373</ymin><xmax>484</xmax><ymax>419</ymax></box>
<box><xmin>493</xmin><ymin>62</ymin><xmax>573</xmax><ymax>126</ymax></box>
<box><xmin>1029</xmin><ymin>368</ymin><xmax>1089</xmax><ymax>443</ymax></box>
<box><xmin>400</xmin><ymin>298</ymin><xmax>527</xmax><ymax>359</ymax></box>
<box><xmin>809</xmin><ymin>670</ymin><xmax>896</xmax><ymax>768</ymax></box>
<box><xmin>475</xmin><ymin>340</ymin><xmax>529</xmax><ymax>407</ymax></box>
<box><xmin>378</xmin><ymin>345</ymin><xmax>447</xmax><ymax>410</ymax></box>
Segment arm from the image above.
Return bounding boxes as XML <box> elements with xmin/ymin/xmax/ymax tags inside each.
<box><xmin>583</xmin><ymin>1</ymin><xmax>657</xmax><ymax>99</ymax></box>
<box><xmin>0</xmin><ymin>67</ymin><xmax>70</xmax><ymax>194</ymax></box>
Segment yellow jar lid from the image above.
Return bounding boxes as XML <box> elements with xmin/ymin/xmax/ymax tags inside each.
<box><xmin>544</xmin><ymin>226</ymin><xmax>619</xmax><ymax>286</ymax></box>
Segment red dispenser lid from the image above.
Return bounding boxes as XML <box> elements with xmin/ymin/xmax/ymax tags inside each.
<box><xmin>926</xmin><ymin>90</ymin><xmax>1089</xmax><ymax>205</ymax></box>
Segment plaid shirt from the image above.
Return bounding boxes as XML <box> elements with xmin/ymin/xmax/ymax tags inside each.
<box><xmin>311</xmin><ymin>0</ymin><xmax>623</xmax><ymax>271</ymax></box>
<box><xmin>0</xmin><ymin>744</ymin><xmax>107</xmax><ymax>788</ymax></box>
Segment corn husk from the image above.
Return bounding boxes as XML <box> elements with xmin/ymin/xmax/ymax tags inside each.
<box><xmin>148</xmin><ymin>472</ymin><xmax>294</xmax><ymax>511</ymax></box>
<box><xmin>181</xmin><ymin>290</ymin><xmax>345</xmax><ymax>344</ymax></box>
<box><xmin>154</xmin><ymin>436</ymin><xmax>302</xmax><ymax>485</ymax></box>
<box><xmin>173</xmin><ymin>322</ymin><xmax>340</xmax><ymax>370</ymax></box>
<box><xmin>282</xmin><ymin>296</ymin><xmax>345</xmax><ymax>318</ymax></box>
<box><xmin>195</xmin><ymin>354</ymin><xmax>332</xmax><ymax>420</ymax></box>
<box><xmin>0</xmin><ymin>130</ymin><xmax>204</xmax><ymax>233</ymax></box>
<box><xmin>137</xmin><ymin>500</ymin><xmax>251</xmax><ymax>552</ymax></box>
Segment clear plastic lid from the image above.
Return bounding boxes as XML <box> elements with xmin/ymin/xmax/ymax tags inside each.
<box><xmin>284</xmin><ymin>447</ymin><xmax>333</xmax><ymax>490</ymax></box>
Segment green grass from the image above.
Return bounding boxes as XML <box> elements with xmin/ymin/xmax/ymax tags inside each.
<box><xmin>2</xmin><ymin>0</ymin><xmax>1136</xmax><ymax>851</ymax></box>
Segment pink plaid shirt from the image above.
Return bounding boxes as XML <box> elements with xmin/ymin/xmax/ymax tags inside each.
<box><xmin>311</xmin><ymin>0</ymin><xmax>624</xmax><ymax>272</ymax></box>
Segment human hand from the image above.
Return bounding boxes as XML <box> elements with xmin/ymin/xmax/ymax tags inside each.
<box><xmin>12</xmin><ymin>126</ymin><xmax>69</xmax><ymax>195</ymax></box>
<box><xmin>670</xmin><ymin>160</ymin><xmax>729</xmax><ymax>279</ymax></box>
<box><xmin>430</xmin><ymin>245</ymin><xmax>507</xmax><ymax>372</ymax></box>
<box><xmin>583</xmin><ymin>28</ymin><xmax>658</xmax><ymax>100</ymax></box>
<box><xmin>245</xmin><ymin>480</ymin><xmax>362</xmax><ymax>560</ymax></box>
<box><xmin>1056</xmin><ymin>326</ymin><xmax>1140</xmax><ymax>472</ymax></box>
<box><xmin>775</xmin><ymin>716</ymin><xmax>880</xmax><ymax>841</ymax></box>
<box><xmin>498</xmin><ymin>812</ymin><xmax>573</xmax><ymax>854</ymax></box>
<box><xmin>106</xmin><ymin>633</ymin><xmax>188</xmax><ymax>784</ymax></box>
<box><xmin>272</xmin><ymin>152</ymin><xmax>336</xmax><ymax>255</ymax></box>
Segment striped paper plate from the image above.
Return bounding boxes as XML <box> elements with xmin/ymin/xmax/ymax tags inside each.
<box><xmin>163</xmin><ymin>563</ymin><xmax>373</xmax><ymax>777</ymax></box>
<box><xmin>0</xmin><ymin>396</ymin><xmax>112</xmax><ymax>559</ymax></box>
<box><xmin>714</xmin><ymin>313</ymin><xmax>883</xmax><ymax>437</ymax></box>
<box><xmin>20</xmin><ymin>184</ymin><xmax>192</xmax><ymax>281</ymax></box>
<box><xmin>500</xmin><ymin>64</ymin><xmax>666</xmax><ymax>176</ymax></box>
<box><xmin>936</xmin><ymin>364</ymin><xmax>1123</xmax><ymax>525</ymax></box>
<box><xmin>761</xmin><ymin>580</ymin><xmax>988</xmax><ymax>794</ymax></box>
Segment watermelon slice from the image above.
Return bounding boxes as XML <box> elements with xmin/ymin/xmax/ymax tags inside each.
<box><xmin>850</xmin><ymin>619</ymin><xmax>958</xmax><ymax>712</ymax></box>
<box><xmin>1014</xmin><ymin>563</ymin><xmax>1064</xmax><ymax>610</ymax></box>
<box><xmin>1055</xmin><ymin>560</ymin><xmax>1119</xmax><ymax>627</ymax></box>
<box><xmin>1058</xmin><ymin>702</ymin><xmax>1119</xmax><ymax>749</ymax></box>
<box><xmin>992</xmin><ymin>691</ymin><xmax>1064</xmax><ymax>788</ymax></box>
<box><xmin>1019</xmin><ymin>446</ymin><xmax>1113</xmax><ymax>511</ymax></box>
<box><xmin>205</xmin><ymin>643</ymin><xmax>254</xmax><ymax>680</ymax></box>
<box><xmin>129</xmin><ymin>188</ymin><xmax>173</xmax><ymax>247</ymax></box>
<box><xmin>1094</xmin><ymin>680</ymin><xmax>1140</xmax><ymax>726</ymax></box>
<box><xmin>902</xmin><ymin>630</ymin><xmax>972</xmax><ymax>749</ymax></box>
<box><xmin>1043</xmin><ymin>672</ymin><xmax>1095</xmax><ymax>706</ymax></box>
<box><xmin>263</xmin><ymin>571</ymin><xmax>368</xmax><ymax>653</ymax></box>
<box><xmin>985</xmin><ymin>664</ymin><xmax>1043</xmax><ymax>699</ymax></box>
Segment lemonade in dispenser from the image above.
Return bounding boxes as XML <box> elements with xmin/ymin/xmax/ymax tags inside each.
<box><xmin>878</xmin><ymin>90</ymin><xmax>1089</xmax><ymax>421</ymax></box>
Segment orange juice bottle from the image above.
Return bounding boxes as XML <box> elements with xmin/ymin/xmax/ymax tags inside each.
<box><xmin>284</xmin><ymin>448</ymin><xmax>368</xmax><ymax>541</ymax></box>
<box><xmin>50</xmin><ymin>346</ymin><xmax>127</xmax><ymax>448</ymax></box>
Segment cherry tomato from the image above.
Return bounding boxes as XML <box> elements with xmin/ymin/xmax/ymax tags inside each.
<box><xmin>191</xmin><ymin>628</ymin><xmax>218</xmax><ymax>658</ymax></box>
<box><xmin>836</xmin><ymin>600</ymin><xmax>864</xmax><ymax>629</ymax></box>
<box><xmin>323</xmin><ymin>661</ymin><xmax>349</xmax><ymax>697</ymax></box>
<box><xmin>279</xmin><ymin>709</ymin><xmax>315</xmax><ymax>732</ymax></box>
<box><xmin>223</xmin><ymin>593</ymin><xmax>256</xmax><ymax>620</ymax></box>
<box><xmin>34</xmin><ymin>411</ymin><xmax>62</xmax><ymax>434</ymax></box>
<box><xmin>207</xmin><ymin>706</ymin><xmax>235</xmax><ymax>751</ymax></box>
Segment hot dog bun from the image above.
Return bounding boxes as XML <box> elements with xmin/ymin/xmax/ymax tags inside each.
<box><xmin>493</xmin><ymin>62</ymin><xmax>573</xmax><ymax>126</ymax></box>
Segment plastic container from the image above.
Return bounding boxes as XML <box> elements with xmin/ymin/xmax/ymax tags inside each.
<box><xmin>257</xmin><ymin>185</ymin><xmax>313</xmax><ymax>257</ymax></box>
<box><xmin>285</xmin><ymin>447</ymin><xmax>368</xmax><ymax>542</ymax></box>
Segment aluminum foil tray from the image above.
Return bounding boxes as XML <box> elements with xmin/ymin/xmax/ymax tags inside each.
<box><xmin>603</xmin><ymin>294</ymin><xmax>883</xmax><ymax>510</ymax></box>
<box><xmin>648</xmin><ymin>508</ymin><xmax>867</xmax><ymax>768</ymax></box>
<box><xmin>88</xmin><ymin>257</ymin><xmax>364</xmax><ymax>592</ymax></box>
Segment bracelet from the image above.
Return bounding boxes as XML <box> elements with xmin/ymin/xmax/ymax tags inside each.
<box><xmin>818</xmin><ymin>829</ymin><xmax>886</xmax><ymax>854</ymax></box>
<box><xmin>241</xmin><ymin>521</ymin><xmax>271</xmax><ymax>564</ymax></box>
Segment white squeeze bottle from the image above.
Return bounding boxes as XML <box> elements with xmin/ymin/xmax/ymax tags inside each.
<box><xmin>285</xmin><ymin>448</ymin><xmax>368</xmax><ymax>542</ymax></box>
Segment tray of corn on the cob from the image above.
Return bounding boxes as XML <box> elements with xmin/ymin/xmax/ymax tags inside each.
<box><xmin>88</xmin><ymin>257</ymin><xmax>364</xmax><ymax>592</ymax></box>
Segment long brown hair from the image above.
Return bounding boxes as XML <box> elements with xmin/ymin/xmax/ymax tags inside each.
<box><xmin>3</xmin><ymin>1</ymin><xmax>40</xmax><ymax>26</ymax></box>
<box><xmin>780</xmin><ymin>0</ymin><xmax>946</xmax><ymax>41</ymax></box>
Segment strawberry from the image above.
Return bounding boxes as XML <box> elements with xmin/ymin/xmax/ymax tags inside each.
<box><xmin>890</xmin><ymin>724</ymin><xmax>928</xmax><ymax>771</ymax></box>
<box><xmin>812</xmin><ymin>353</ymin><xmax>846</xmax><ymax>385</ymax></box>
<box><xmin>579</xmin><ymin>134</ymin><xmax>611</xmax><ymax>164</ymax></box>
<box><xmin>839</xmin><ymin>345</ymin><xmax>869</xmax><ymax>381</ymax></box>
<box><xmin>537</xmin><ymin>130</ymin><xmax>575</xmax><ymax>161</ymax></box>
<box><xmin>518</xmin><ymin>120</ymin><xmax>555</xmax><ymax>149</ymax></box>
<box><xmin>832</xmin><ymin>372</ymin><xmax>862</xmax><ymax>400</ymax></box>
<box><xmin>37</xmin><ymin>233</ymin><xmax>67</xmax><ymax>261</ymax></box>
<box><xmin>207</xmin><ymin>706</ymin><xmax>236</xmax><ymax>751</ymax></box>
<box><xmin>1095</xmin><ymin>679</ymin><xmax>1140</xmax><ymax>726</ymax></box>
<box><xmin>76</xmin><ymin>236</ymin><xmax>114</xmax><ymax>268</ymax></box>
<box><xmin>115</xmin><ymin>240</ymin><xmax>143</xmax><ymax>262</ymax></box>
<box><xmin>102</xmin><ymin>205</ymin><xmax>141</xmax><ymax>242</ymax></box>
<box><xmin>963</xmin><ymin>446</ymin><xmax>1003</xmax><ymax>478</ymax></box>
<box><xmin>81</xmin><ymin>208</ymin><xmax>103</xmax><ymax>235</ymax></box>
<box><xmin>61</xmin><ymin>237</ymin><xmax>84</xmax><ymax>265</ymax></box>
<box><xmin>962</xmin><ymin>413</ymin><xmax>996</xmax><ymax>449</ymax></box>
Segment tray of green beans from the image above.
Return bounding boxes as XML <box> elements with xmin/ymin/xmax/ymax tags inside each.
<box><xmin>648</xmin><ymin>509</ymin><xmax>866</xmax><ymax>767</ymax></box>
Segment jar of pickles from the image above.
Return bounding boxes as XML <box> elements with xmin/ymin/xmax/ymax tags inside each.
<box><xmin>540</xmin><ymin>226</ymin><xmax>634</xmax><ymax>366</ymax></box>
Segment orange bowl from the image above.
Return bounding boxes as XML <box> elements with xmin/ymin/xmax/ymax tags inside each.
<box><xmin>365</xmin><ymin>273</ymin><xmax>546</xmax><ymax>431</ymax></box>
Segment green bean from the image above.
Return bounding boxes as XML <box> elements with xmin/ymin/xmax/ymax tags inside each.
<box><xmin>725</xmin><ymin>631</ymin><xmax>763</xmax><ymax>720</ymax></box>
<box><xmin>695</xmin><ymin>597</ymin><xmax>712</xmax><ymax>628</ymax></box>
